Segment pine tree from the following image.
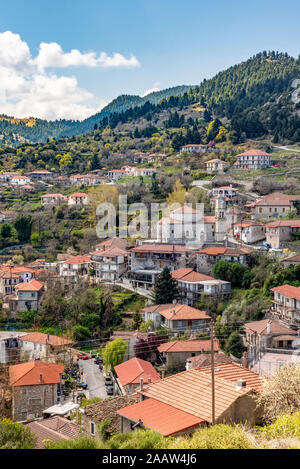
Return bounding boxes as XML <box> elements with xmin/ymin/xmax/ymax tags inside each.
<box><xmin>153</xmin><ymin>267</ymin><xmax>179</xmax><ymax>304</ymax></box>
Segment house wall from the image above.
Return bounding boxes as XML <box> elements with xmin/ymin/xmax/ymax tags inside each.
<box><xmin>218</xmin><ymin>393</ymin><xmax>258</xmax><ymax>426</ymax></box>
<box><xmin>12</xmin><ymin>383</ymin><xmax>59</xmax><ymax>422</ymax></box>
<box><xmin>254</xmin><ymin>205</ymin><xmax>289</xmax><ymax>220</ymax></box>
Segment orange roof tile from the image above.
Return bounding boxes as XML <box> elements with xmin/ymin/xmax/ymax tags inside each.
<box><xmin>170</xmin><ymin>268</ymin><xmax>194</xmax><ymax>279</ymax></box>
<box><xmin>19</xmin><ymin>332</ymin><xmax>73</xmax><ymax>347</ymax></box>
<box><xmin>114</xmin><ymin>357</ymin><xmax>160</xmax><ymax>387</ymax></box>
<box><xmin>140</xmin><ymin>368</ymin><xmax>253</xmax><ymax>423</ymax></box>
<box><xmin>244</xmin><ymin>319</ymin><xmax>297</xmax><ymax>336</ymax></box>
<box><xmin>9</xmin><ymin>362</ymin><xmax>64</xmax><ymax>387</ymax></box>
<box><xmin>131</xmin><ymin>244</ymin><xmax>190</xmax><ymax>254</ymax></box>
<box><xmin>15</xmin><ymin>279</ymin><xmax>44</xmax><ymax>291</ymax></box>
<box><xmin>117</xmin><ymin>398</ymin><xmax>204</xmax><ymax>436</ymax></box>
<box><xmin>271</xmin><ymin>284</ymin><xmax>300</xmax><ymax>301</ymax></box>
<box><xmin>158</xmin><ymin>339</ymin><xmax>219</xmax><ymax>353</ymax></box>
<box><xmin>172</xmin><ymin>270</ymin><xmax>214</xmax><ymax>283</ymax></box>
<box><xmin>159</xmin><ymin>304</ymin><xmax>210</xmax><ymax>321</ymax></box>
<box><xmin>265</xmin><ymin>220</ymin><xmax>300</xmax><ymax>228</ymax></box>
<box><xmin>64</xmin><ymin>255</ymin><xmax>91</xmax><ymax>264</ymax></box>
<box><xmin>237</xmin><ymin>149</ymin><xmax>271</xmax><ymax>157</ymax></box>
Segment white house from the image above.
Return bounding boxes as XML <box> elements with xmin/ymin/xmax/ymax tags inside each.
<box><xmin>206</xmin><ymin>159</ymin><xmax>230</xmax><ymax>173</ymax></box>
<box><xmin>234</xmin><ymin>149</ymin><xmax>272</xmax><ymax>170</ymax></box>
<box><xmin>270</xmin><ymin>284</ymin><xmax>300</xmax><ymax>325</ymax></box>
<box><xmin>181</xmin><ymin>144</ymin><xmax>215</xmax><ymax>153</ymax></box>
<box><xmin>233</xmin><ymin>221</ymin><xmax>266</xmax><ymax>244</ymax></box>
<box><xmin>68</xmin><ymin>193</ymin><xmax>88</xmax><ymax>207</ymax></box>
<box><xmin>11</xmin><ymin>175</ymin><xmax>31</xmax><ymax>186</ymax></box>
<box><xmin>58</xmin><ymin>255</ymin><xmax>91</xmax><ymax>277</ymax></box>
<box><xmin>90</xmin><ymin>246</ymin><xmax>128</xmax><ymax>282</ymax></box>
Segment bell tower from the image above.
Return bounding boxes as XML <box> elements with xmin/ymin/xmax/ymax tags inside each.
<box><xmin>215</xmin><ymin>196</ymin><xmax>227</xmax><ymax>242</ymax></box>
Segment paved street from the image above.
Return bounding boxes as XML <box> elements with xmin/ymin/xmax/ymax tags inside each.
<box><xmin>78</xmin><ymin>358</ymin><xmax>107</xmax><ymax>399</ymax></box>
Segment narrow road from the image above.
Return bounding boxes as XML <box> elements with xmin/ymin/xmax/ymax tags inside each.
<box><xmin>272</xmin><ymin>145</ymin><xmax>300</xmax><ymax>153</ymax></box>
<box><xmin>78</xmin><ymin>358</ymin><xmax>107</xmax><ymax>399</ymax></box>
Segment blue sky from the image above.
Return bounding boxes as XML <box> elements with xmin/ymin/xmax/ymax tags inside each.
<box><xmin>0</xmin><ymin>0</ymin><xmax>300</xmax><ymax>120</ymax></box>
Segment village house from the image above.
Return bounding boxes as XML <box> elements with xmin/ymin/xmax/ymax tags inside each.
<box><xmin>244</xmin><ymin>319</ymin><xmax>298</xmax><ymax>364</ymax></box>
<box><xmin>67</xmin><ymin>192</ymin><xmax>88</xmax><ymax>207</ymax></box>
<box><xmin>27</xmin><ymin>170</ymin><xmax>54</xmax><ymax>181</ymax></box>
<box><xmin>234</xmin><ymin>149</ymin><xmax>272</xmax><ymax>170</ymax></box>
<box><xmin>58</xmin><ymin>255</ymin><xmax>91</xmax><ymax>277</ymax></box>
<box><xmin>233</xmin><ymin>221</ymin><xmax>266</xmax><ymax>244</ymax></box>
<box><xmin>107</xmin><ymin>169</ymin><xmax>127</xmax><ymax>181</ymax></box>
<box><xmin>281</xmin><ymin>253</ymin><xmax>300</xmax><ymax>268</ymax></box>
<box><xmin>181</xmin><ymin>144</ymin><xmax>215</xmax><ymax>153</ymax></box>
<box><xmin>117</xmin><ymin>363</ymin><xmax>265</xmax><ymax>437</ymax></box>
<box><xmin>196</xmin><ymin>247</ymin><xmax>250</xmax><ymax>274</ymax></box>
<box><xmin>90</xmin><ymin>246</ymin><xmax>129</xmax><ymax>282</ymax></box>
<box><xmin>0</xmin><ymin>172</ymin><xmax>19</xmax><ymax>185</ymax></box>
<box><xmin>0</xmin><ymin>265</ymin><xmax>36</xmax><ymax>295</ymax></box>
<box><xmin>130</xmin><ymin>167</ymin><xmax>156</xmax><ymax>178</ymax></box>
<box><xmin>83</xmin><ymin>395</ymin><xmax>138</xmax><ymax>439</ymax></box>
<box><xmin>270</xmin><ymin>284</ymin><xmax>300</xmax><ymax>326</ymax></box>
<box><xmin>133</xmin><ymin>153</ymin><xmax>150</xmax><ymax>164</ymax></box>
<box><xmin>9</xmin><ymin>361</ymin><xmax>64</xmax><ymax>422</ymax></box>
<box><xmin>11</xmin><ymin>175</ymin><xmax>31</xmax><ymax>186</ymax></box>
<box><xmin>206</xmin><ymin>159</ymin><xmax>230</xmax><ymax>173</ymax></box>
<box><xmin>265</xmin><ymin>219</ymin><xmax>300</xmax><ymax>248</ymax></box>
<box><xmin>158</xmin><ymin>339</ymin><xmax>220</xmax><ymax>370</ymax></box>
<box><xmin>41</xmin><ymin>193</ymin><xmax>67</xmax><ymax>206</ymax></box>
<box><xmin>70</xmin><ymin>173</ymin><xmax>103</xmax><ymax>186</ymax></box>
<box><xmin>0</xmin><ymin>210</ymin><xmax>17</xmax><ymax>223</ymax></box>
<box><xmin>143</xmin><ymin>304</ymin><xmax>210</xmax><ymax>335</ymax></box>
<box><xmin>8</xmin><ymin>279</ymin><xmax>45</xmax><ymax>313</ymax></box>
<box><xmin>114</xmin><ymin>357</ymin><xmax>160</xmax><ymax>395</ymax></box>
<box><xmin>17</xmin><ymin>332</ymin><xmax>73</xmax><ymax>362</ymax></box>
<box><xmin>249</xmin><ymin>192</ymin><xmax>300</xmax><ymax>220</ymax></box>
<box><xmin>171</xmin><ymin>268</ymin><xmax>231</xmax><ymax>305</ymax></box>
<box><xmin>94</xmin><ymin>237</ymin><xmax>128</xmax><ymax>252</ymax></box>
<box><xmin>130</xmin><ymin>244</ymin><xmax>193</xmax><ymax>290</ymax></box>
<box><xmin>211</xmin><ymin>185</ymin><xmax>238</xmax><ymax>199</ymax></box>
<box><xmin>26</xmin><ymin>415</ymin><xmax>80</xmax><ymax>449</ymax></box>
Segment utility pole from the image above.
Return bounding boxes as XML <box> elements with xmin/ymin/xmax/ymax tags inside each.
<box><xmin>210</xmin><ymin>319</ymin><xmax>215</xmax><ymax>425</ymax></box>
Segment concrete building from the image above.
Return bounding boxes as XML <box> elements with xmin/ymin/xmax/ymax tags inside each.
<box><xmin>18</xmin><ymin>332</ymin><xmax>73</xmax><ymax>361</ymax></box>
<box><xmin>41</xmin><ymin>193</ymin><xmax>67</xmax><ymax>206</ymax></box>
<box><xmin>90</xmin><ymin>246</ymin><xmax>128</xmax><ymax>282</ymax></box>
<box><xmin>9</xmin><ymin>361</ymin><xmax>64</xmax><ymax>422</ymax></box>
<box><xmin>158</xmin><ymin>339</ymin><xmax>220</xmax><ymax>370</ymax></box>
<box><xmin>181</xmin><ymin>144</ymin><xmax>215</xmax><ymax>153</ymax></box>
<box><xmin>114</xmin><ymin>357</ymin><xmax>160</xmax><ymax>395</ymax></box>
<box><xmin>270</xmin><ymin>284</ymin><xmax>300</xmax><ymax>326</ymax></box>
<box><xmin>196</xmin><ymin>247</ymin><xmax>250</xmax><ymax>274</ymax></box>
<box><xmin>68</xmin><ymin>192</ymin><xmax>88</xmax><ymax>207</ymax></box>
<box><xmin>206</xmin><ymin>159</ymin><xmax>230</xmax><ymax>173</ymax></box>
<box><xmin>281</xmin><ymin>254</ymin><xmax>300</xmax><ymax>268</ymax></box>
<box><xmin>249</xmin><ymin>193</ymin><xmax>300</xmax><ymax>220</ymax></box>
<box><xmin>234</xmin><ymin>149</ymin><xmax>272</xmax><ymax>170</ymax></box>
<box><xmin>58</xmin><ymin>255</ymin><xmax>91</xmax><ymax>277</ymax></box>
<box><xmin>233</xmin><ymin>221</ymin><xmax>266</xmax><ymax>244</ymax></box>
<box><xmin>265</xmin><ymin>220</ymin><xmax>300</xmax><ymax>248</ymax></box>
<box><xmin>10</xmin><ymin>279</ymin><xmax>45</xmax><ymax>313</ymax></box>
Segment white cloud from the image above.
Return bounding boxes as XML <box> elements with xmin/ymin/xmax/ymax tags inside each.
<box><xmin>141</xmin><ymin>83</ymin><xmax>160</xmax><ymax>97</ymax></box>
<box><xmin>0</xmin><ymin>31</ymin><xmax>140</xmax><ymax>120</ymax></box>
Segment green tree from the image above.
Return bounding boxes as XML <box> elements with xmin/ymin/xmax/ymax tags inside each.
<box><xmin>225</xmin><ymin>331</ymin><xmax>245</xmax><ymax>358</ymax></box>
<box><xmin>153</xmin><ymin>267</ymin><xmax>179</xmax><ymax>304</ymax></box>
<box><xmin>0</xmin><ymin>223</ymin><xmax>12</xmax><ymax>238</ymax></box>
<box><xmin>102</xmin><ymin>338</ymin><xmax>128</xmax><ymax>373</ymax></box>
<box><xmin>14</xmin><ymin>215</ymin><xmax>33</xmax><ymax>243</ymax></box>
<box><xmin>0</xmin><ymin>419</ymin><xmax>36</xmax><ymax>449</ymax></box>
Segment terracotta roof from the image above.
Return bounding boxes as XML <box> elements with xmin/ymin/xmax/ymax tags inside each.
<box><xmin>84</xmin><ymin>395</ymin><xmax>138</xmax><ymax>434</ymax></box>
<box><xmin>170</xmin><ymin>268</ymin><xmax>193</xmax><ymax>279</ymax></box>
<box><xmin>204</xmin><ymin>216</ymin><xmax>215</xmax><ymax>224</ymax></box>
<box><xmin>244</xmin><ymin>319</ymin><xmax>297</xmax><ymax>336</ymax></box>
<box><xmin>158</xmin><ymin>339</ymin><xmax>219</xmax><ymax>353</ymax></box>
<box><xmin>94</xmin><ymin>238</ymin><xmax>127</xmax><ymax>250</ymax></box>
<box><xmin>90</xmin><ymin>246</ymin><xmax>128</xmax><ymax>257</ymax></box>
<box><xmin>142</xmin><ymin>304</ymin><xmax>174</xmax><ymax>314</ymax></box>
<box><xmin>26</xmin><ymin>417</ymin><xmax>80</xmax><ymax>449</ymax></box>
<box><xmin>19</xmin><ymin>332</ymin><xmax>73</xmax><ymax>347</ymax></box>
<box><xmin>131</xmin><ymin>244</ymin><xmax>190</xmax><ymax>254</ymax></box>
<box><xmin>187</xmin><ymin>352</ymin><xmax>232</xmax><ymax>369</ymax></box>
<box><xmin>69</xmin><ymin>192</ymin><xmax>88</xmax><ymax>197</ymax></box>
<box><xmin>265</xmin><ymin>220</ymin><xmax>300</xmax><ymax>228</ymax></box>
<box><xmin>15</xmin><ymin>279</ymin><xmax>44</xmax><ymax>291</ymax></box>
<box><xmin>117</xmin><ymin>398</ymin><xmax>204</xmax><ymax>436</ymax></box>
<box><xmin>0</xmin><ymin>265</ymin><xmax>35</xmax><ymax>275</ymax></box>
<box><xmin>159</xmin><ymin>304</ymin><xmax>210</xmax><ymax>321</ymax></box>
<box><xmin>281</xmin><ymin>254</ymin><xmax>300</xmax><ymax>263</ymax></box>
<box><xmin>171</xmin><ymin>206</ymin><xmax>202</xmax><ymax>214</ymax></box>
<box><xmin>140</xmin><ymin>368</ymin><xmax>253</xmax><ymax>423</ymax></box>
<box><xmin>64</xmin><ymin>255</ymin><xmax>91</xmax><ymax>264</ymax></box>
<box><xmin>114</xmin><ymin>357</ymin><xmax>160</xmax><ymax>387</ymax></box>
<box><xmin>253</xmin><ymin>193</ymin><xmax>300</xmax><ymax>207</ymax></box>
<box><xmin>271</xmin><ymin>284</ymin><xmax>300</xmax><ymax>301</ymax></box>
<box><xmin>272</xmin><ymin>335</ymin><xmax>297</xmax><ymax>341</ymax></box>
<box><xmin>9</xmin><ymin>362</ymin><xmax>64</xmax><ymax>387</ymax></box>
<box><xmin>197</xmin><ymin>247</ymin><xmax>250</xmax><ymax>256</ymax></box>
<box><xmin>213</xmin><ymin>186</ymin><xmax>238</xmax><ymax>191</ymax></box>
<box><xmin>237</xmin><ymin>149</ymin><xmax>271</xmax><ymax>157</ymax></box>
<box><xmin>41</xmin><ymin>193</ymin><xmax>65</xmax><ymax>198</ymax></box>
<box><xmin>172</xmin><ymin>270</ymin><xmax>214</xmax><ymax>283</ymax></box>
<box><xmin>198</xmin><ymin>362</ymin><xmax>265</xmax><ymax>393</ymax></box>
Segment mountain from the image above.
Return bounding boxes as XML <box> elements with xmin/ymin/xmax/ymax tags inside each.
<box><xmin>0</xmin><ymin>85</ymin><xmax>192</xmax><ymax>146</ymax></box>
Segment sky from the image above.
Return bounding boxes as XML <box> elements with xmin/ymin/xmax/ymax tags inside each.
<box><xmin>0</xmin><ymin>0</ymin><xmax>300</xmax><ymax>121</ymax></box>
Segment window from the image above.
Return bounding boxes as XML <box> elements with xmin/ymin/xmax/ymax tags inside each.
<box><xmin>259</xmin><ymin>208</ymin><xmax>262</xmax><ymax>213</ymax></box>
<box><xmin>90</xmin><ymin>422</ymin><xmax>95</xmax><ymax>436</ymax></box>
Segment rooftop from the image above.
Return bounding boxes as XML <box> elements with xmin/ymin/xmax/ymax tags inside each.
<box><xmin>15</xmin><ymin>279</ymin><xmax>44</xmax><ymax>291</ymax></box>
<box><xmin>158</xmin><ymin>339</ymin><xmax>219</xmax><ymax>353</ymax></box>
<box><xmin>19</xmin><ymin>332</ymin><xmax>73</xmax><ymax>347</ymax></box>
<box><xmin>26</xmin><ymin>416</ymin><xmax>80</xmax><ymax>449</ymax></box>
<box><xmin>271</xmin><ymin>284</ymin><xmax>300</xmax><ymax>301</ymax></box>
<box><xmin>9</xmin><ymin>361</ymin><xmax>64</xmax><ymax>387</ymax></box>
<box><xmin>158</xmin><ymin>304</ymin><xmax>210</xmax><ymax>321</ymax></box>
<box><xmin>245</xmin><ymin>318</ymin><xmax>297</xmax><ymax>336</ymax></box>
<box><xmin>114</xmin><ymin>357</ymin><xmax>160</xmax><ymax>387</ymax></box>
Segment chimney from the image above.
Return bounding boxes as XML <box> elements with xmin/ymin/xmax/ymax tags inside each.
<box><xmin>236</xmin><ymin>379</ymin><xmax>246</xmax><ymax>390</ymax></box>
<box><xmin>140</xmin><ymin>377</ymin><xmax>144</xmax><ymax>392</ymax></box>
<box><xmin>266</xmin><ymin>320</ymin><xmax>271</xmax><ymax>334</ymax></box>
<box><xmin>39</xmin><ymin>374</ymin><xmax>43</xmax><ymax>383</ymax></box>
<box><xmin>241</xmin><ymin>351</ymin><xmax>249</xmax><ymax>369</ymax></box>
<box><xmin>148</xmin><ymin>376</ymin><xmax>152</xmax><ymax>384</ymax></box>
<box><xmin>46</xmin><ymin>334</ymin><xmax>50</xmax><ymax>344</ymax></box>
<box><xmin>161</xmin><ymin>369</ymin><xmax>165</xmax><ymax>379</ymax></box>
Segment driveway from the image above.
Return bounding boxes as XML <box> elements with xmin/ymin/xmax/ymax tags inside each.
<box><xmin>78</xmin><ymin>358</ymin><xmax>107</xmax><ymax>399</ymax></box>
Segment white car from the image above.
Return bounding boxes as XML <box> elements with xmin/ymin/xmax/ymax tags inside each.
<box><xmin>270</xmin><ymin>248</ymin><xmax>283</xmax><ymax>253</ymax></box>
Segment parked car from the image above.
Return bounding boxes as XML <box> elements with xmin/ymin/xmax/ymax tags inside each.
<box><xmin>270</xmin><ymin>248</ymin><xmax>283</xmax><ymax>253</ymax></box>
<box><xmin>94</xmin><ymin>356</ymin><xmax>103</xmax><ymax>364</ymax></box>
<box><xmin>106</xmin><ymin>386</ymin><xmax>114</xmax><ymax>396</ymax></box>
<box><xmin>90</xmin><ymin>350</ymin><xmax>98</xmax><ymax>358</ymax></box>
<box><xmin>78</xmin><ymin>381</ymin><xmax>88</xmax><ymax>389</ymax></box>
<box><xmin>104</xmin><ymin>376</ymin><xmax>112</xmax><ymax>385</ymax></box>
<box><xmin>77</xmin><ymin>352</ymin><xmax>89</xmax><ymax>360</ymax></box>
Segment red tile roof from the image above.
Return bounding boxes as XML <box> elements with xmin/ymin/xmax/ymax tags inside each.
<box><xmin>271</xmin><ymin>284</ymin><xmax>300</xmax><ymax>301</ymax></box>
<box><xmin>15</xmin><ymin>279</ymin><xmax>44</xmax><ymax>291</ymax></box>
<box><xmin>254</xmin><ymin>193</ymin><xmax>300</xmax><ymax>207</ymax></box>
<box><xmin>90</xmin><ymin>246</ymin><xmax>128</xmax><ymax>257</ymax></box>
<box><xmin>281</xmin><ymin>254</ymin><xmax>300</xmax><ymax>263</ymax></box>
<box><xmin>172</xmin><ymin>270</ymin><xmax>214</xmax><ymax>283</ymax></box>
<box><xmin>197</xmin><ymin>247</ymin><xmax>250</xmax><ymax>256</ymax></box>
<box><xmin>159</xmin><ymin>304</ymin><xmax>210</xmax><ymax>321</ymax></box>
<box><xmin>158</xmin><ymin>339</ymin><xmax>219</xmax><ymax>353</ymax></box>
<box><xmin>64</xmin><ymin>255</ymin><xmax>91</xmax><ymax>264</ymax></box>
<box><xmin>237</xmin><ymin>149</ymin><xmax>271</xmax><ymax>157</ymax></box>
<box><xmin>117</xmin><ymin>398</ymin><xmax>204</xmax><ymax>436</ymax></box>
<box><xmin>69</xmin><ymin>192</ymin><xmax>88</xmax><ymax>197</ymax></box>
<box><xmin>9</xmin><ymin>362</ymin><xmax>64</xmax><ymax>387</ymax></box>
<box><xmin>131</xmin><ymin>244</ymin><xmax>190</xmax><ymax>254</ymax></box>
<box><xmin>19</xmin><ymin>332</ymin><xmax>73</xmax><ymax>346</ymax></box>
<box><xmin>26</xmin><ymin>417</ymin><xmax>80</xmax><ymax>449</ymax></box>
<box><xmin>265</xmin><ymin>220</ymin><xmax>300</xmax><ymax>228</ymax></box>
<box><xmin>244</xmin><ymin>319</ymin><xmax>297</xmax><ymax>336</ymax></box>
<box><xmin>114</xmin><ymin>357</ymin><xmax>160</xmax><ymax>387</ymax></box>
